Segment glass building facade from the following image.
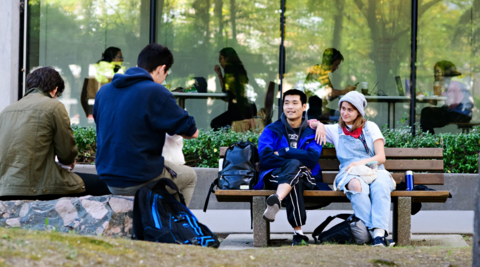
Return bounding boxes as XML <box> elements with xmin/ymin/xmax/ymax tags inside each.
<box><xmin>24</xmin><ymin>0</ymin><xmax>480</xmax><ymax>134</ymax></box>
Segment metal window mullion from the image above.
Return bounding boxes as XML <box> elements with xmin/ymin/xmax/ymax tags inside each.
<box><xmin>278</xmin><ymin>0</ymin><xmax>286</xmax><ymax>119</ymax></box>
<box><xmin>409</xmin><ymin>0</ymin><xmax>418</xmax><ymax>136</ymax></box>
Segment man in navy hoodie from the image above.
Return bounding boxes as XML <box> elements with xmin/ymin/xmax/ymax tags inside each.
<box><xmin>93</xmin><ymin>44</ymin><xmax>199</xmax><ymax>206</ymax></box>
<box><xmin>258</xmin><ymin>89</ymin><xmax>331</xmax><ymax>246</ymax></box>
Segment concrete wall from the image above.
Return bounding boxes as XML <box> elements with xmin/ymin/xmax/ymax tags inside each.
<box><xmin>0</xmin><ymin>0</ymin><xmax>20</xmax><ymax>112</ymax></box>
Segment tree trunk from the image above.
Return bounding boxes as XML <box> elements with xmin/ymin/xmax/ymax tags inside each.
<box><xmin>230</xmin><ymin>0</ymin><xmax>237</xmax><ymax>44</ymax></box>
<box><xmin>215</xmin><ymin>0</ymin><xmax>224</xmax><ymax>46</ymax></box>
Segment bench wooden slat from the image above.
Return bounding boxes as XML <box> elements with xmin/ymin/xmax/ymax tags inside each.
<box><xmin>221</xmin><ymin>147</ymin><xmax>444</xmax><ymax>159</ymax></box>
<box><xmin>319</xmin><ymin>160</ymin><xmax>444</xmax><ymax>171</ymax></box>
<box><xmin>321</xmin><ymin>148</ymin><xmax>443</xmax><ymax>159</ymax></box>
<box><xmin>215</xmin><ymin>190</ymin><xmax>450</xmax><ymax>203</ymax></box>
<box><xmin>321</xmin><ymin>173</ymin><xmax>444</xmax><ymax>185</ymax></box>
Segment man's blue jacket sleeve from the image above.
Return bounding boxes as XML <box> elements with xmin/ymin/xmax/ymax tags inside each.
<box><xmin>277</xmin><ymin>141</ymin><xmax>322</xmax><ymax>169</ymax></box>
<box><xmin>258</xmin><ymin>128</ymin><xmax>288</xmax><ymax>170</ymax></box>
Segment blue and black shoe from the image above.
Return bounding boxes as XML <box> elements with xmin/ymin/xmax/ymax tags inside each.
<box><xmin>372</xmin><ymin>234</ymin><xmax>395</xmax><ymax>247</ymax></box>
<box><xmin>292</xmin><ymin>233</ymin><xmax>309</xmax><ymax>246</ymax></box>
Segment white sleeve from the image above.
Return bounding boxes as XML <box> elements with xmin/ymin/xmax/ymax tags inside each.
<box><xmin>367</xmin><ymin>121</ymin><xmax>385</xmax><ymax>145</ymax></box>
<box><xmin>324</xmin><ymin>124</ymin><xmax>338</xmax><ymax>145</ymax></box>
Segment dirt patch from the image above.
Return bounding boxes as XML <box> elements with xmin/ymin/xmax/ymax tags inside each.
<box><xmin>0</xmin><ymin>228</ymin><xmax>472</xmax><ymax>266</ymax></box>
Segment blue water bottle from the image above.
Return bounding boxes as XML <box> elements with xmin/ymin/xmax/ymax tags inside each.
<box><xmin>405</xmin><ymin>171</ymin><xmax>414</xmax><ymax>191</ymax></box>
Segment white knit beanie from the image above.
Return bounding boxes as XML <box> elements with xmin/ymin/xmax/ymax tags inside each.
<box><xmin>338</xmin><ymin>91</ymin><xmax>367</xmax><ymax>117</ymax></box>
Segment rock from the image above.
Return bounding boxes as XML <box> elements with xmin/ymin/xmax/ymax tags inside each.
<box><xmin>6</xmin><ymin>218</ymin><xmax>20</xmax><ymax>227</ymax></box>
<box><xmin>19</xmin><ymin>203</ymin><xmax>29</xmax><ymax>218</ymax></box>
<box><xmin>80</xmin><ymin>199</ymin><xmax>108</xmax><ymax>220</ymax></box>
<box><xmin>55</xmin><ymin>199</ymin><xmax>78</xmax><ymax>226</ymax></box>
<box><xmin>108</xmin><ymin>197</ymin><xmax>132</xmax><ymax>213</ymax></box>
<box><xmin>0</xmin><ymin>196</ymin><xmax>134</xmax><ymax>237</ymax></box>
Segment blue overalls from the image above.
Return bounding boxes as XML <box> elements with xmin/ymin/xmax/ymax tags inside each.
<box><xmin>334</xmin><ymin>123</ymin><xmax>394</xmax><ymax>231</ymax></box>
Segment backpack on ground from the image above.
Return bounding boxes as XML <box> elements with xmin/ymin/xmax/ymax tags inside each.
<box><xmin>312</xmin><ymin>214</ymin><xmax>371</xmax><ymax>245</ymax></box>
<box><xmin>133</xmin><ymin>178</ymin><xmax>220</xmax><ymax>248</ymax></box>
<box><xmin>203</xmin><ymin>141</ymin><xmax>260</xmax><ymax>212</ymax></box>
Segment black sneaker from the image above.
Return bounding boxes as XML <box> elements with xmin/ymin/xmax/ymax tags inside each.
<box><xmin>372</xmin><ymin>234</ymin><xmax>395</xmax><ymax>247</ymax></box>
<box><xmin>292</xmin><ymin>233</ymin><xmax>309</xmax><ymax>246</ymax></box>
<box><xmin>263</xmin><ymin>194</ymin><xmax>281</xmax><ymax>222</ymax></box>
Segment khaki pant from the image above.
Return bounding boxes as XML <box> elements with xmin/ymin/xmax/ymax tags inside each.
<box><xmin>108</xmin><ymin>160</ymin><xmax>197</xmax><ymax>206</ymax></box>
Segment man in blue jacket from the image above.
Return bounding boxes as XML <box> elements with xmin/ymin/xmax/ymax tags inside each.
<box><xmin>93</xmin><ymin>43</ymin><xmax>199</xmax><ymax>206</ymax></box>
<box><xmin>259</xmin><ymin>89</ymin><xmax>331</xmax><ymax>246</ymax></box>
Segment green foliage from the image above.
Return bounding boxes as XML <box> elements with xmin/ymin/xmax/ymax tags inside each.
<box><xmin>183</xmin><ymin>128</ymin><xmax>260</xmax><ymax>168</ymax></box>
<box><xmin>72</xmin><ymin>124</ymin><xmax>480</xmax><ymax>173</ymax></box>
<box><xmin>72</xmin><ymin>126</ymin><xmax>96</xmax><ymax>164</ymax></box>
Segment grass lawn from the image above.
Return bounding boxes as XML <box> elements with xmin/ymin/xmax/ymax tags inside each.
<box><xmin>0</xmin><ymin>228</ymin><xmax>472</xmax><ymax>266</ymax></box>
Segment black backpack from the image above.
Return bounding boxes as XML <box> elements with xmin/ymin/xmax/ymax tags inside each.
<box><xmin>312</xmin><ymin>214</ymin><xmax>371</xmax><ymax>245</ymax></box>
<box><xmin>133</xmin><ymin>178</ymin><xmax>220</xmax><ymax>248</ymax></box>
<box><xmin>203</xmin><ymin>142</ymin><xmax>259</xmax><ymax>212</ymax></box>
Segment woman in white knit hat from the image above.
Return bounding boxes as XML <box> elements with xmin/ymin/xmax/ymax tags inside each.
<box><xmin>309</xmin><ymin>91</ymin><xmax>395</xmax><ymax>247</ymax></box>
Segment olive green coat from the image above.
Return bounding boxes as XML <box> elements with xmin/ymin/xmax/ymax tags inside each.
<box><xmin>0</xmin><ymin>89</ymin><xmax>85</xmax><ymax>196</ymax></box>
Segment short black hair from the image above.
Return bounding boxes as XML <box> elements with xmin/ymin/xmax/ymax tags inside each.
<box><xmin>283</xmin><ymin>89</ymin><xmax>307</xmax><ymax>105</ymax></box>
<box><xmin>99</xmin><ymin>46</ymin><xmax>121</xmax><ymax>63</ymax></box>
<box><xmin>321</xmin><ymin>48</ymin><xmax>344</xmax><ymax>66</ymax></box>
<box><xmin>26</xmin><ymin>67</ymin><xmax>65</xmax><ymax>96</ymax></box>
<box><xmin>137</xmin><ymin>43</ymin><xmax>174</xmax><ymax>73</ymax></box>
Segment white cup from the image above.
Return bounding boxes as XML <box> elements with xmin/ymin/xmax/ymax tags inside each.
<box><xmin>361</xmin><ymin>82</ymin><xmax>368</xmax><ymax>89</ymax></box>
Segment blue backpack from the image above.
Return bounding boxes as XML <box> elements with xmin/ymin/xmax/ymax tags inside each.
<box><xmin>133</xmin><ymin>178</ymin><xmax>219</xmax><ymax>248</ymax></box>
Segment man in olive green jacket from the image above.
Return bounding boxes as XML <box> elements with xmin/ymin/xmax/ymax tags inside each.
<box><xmin>0</xmin><ymin>67</ymin><xmax>109</xmax><ymax>199</ymax></box>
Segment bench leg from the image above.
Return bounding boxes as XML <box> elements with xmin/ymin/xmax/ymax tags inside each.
<box><xmin>392</xmin><ymin>196</ymin><xmax>411</xmax><ymax>246</ymax></box>
<box><xmin>252</xmin><ymin>196</ymin><xmax>270</xmax><ymax>247</ymax></box>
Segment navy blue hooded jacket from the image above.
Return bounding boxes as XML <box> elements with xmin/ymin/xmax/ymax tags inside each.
<box><xmin>257</xmin><ymin>117</ymin><xmax>330</xmax><ymax>190</ymax></box>
<box><xmin>93</xmin><ymin>67</ymin><xmax>197</xmax><ymax>187</ymax></box>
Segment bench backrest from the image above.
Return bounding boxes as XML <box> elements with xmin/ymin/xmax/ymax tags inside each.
<box><xmin>219</xmin><ymin>147</ymin><xmax>444</xmax><ymax>185</ymax></box>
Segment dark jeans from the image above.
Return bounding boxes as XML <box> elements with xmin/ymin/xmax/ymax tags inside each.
<box><xmin>211</xmin><ymin>102</ymin><xmax>257</xmax><ymax>130</ymax></box>
<box><xmin>420</xmin><ymin>106</ymin><xmax>471</xmax><ymax>134</ymax></box>
<box><xmin>0</xmin><ymin>172</ymin><xmax>111</xmax><ymax>201</ymax></box>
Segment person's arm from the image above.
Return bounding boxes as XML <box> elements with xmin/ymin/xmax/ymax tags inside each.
<box><xmin>155</xmin><ymin>93</ymin><xmax>198</xmax><ymax>138</ymax></box>
<box><xmin>52</xmin><ymin>103</ymin><xmax>78</xmax><ymax>165</ymax></box>
<box><xmin>277</xmin><ymin>143</ymin><xmax>322</xmax><ymax>169</ymax></box>
<box><xmin>328</xmin><ymin>85</ymin><xmax>357</xmax><ymax>99</ymax></box>
<box><xmin>181</xmin><ymin>129</ymin><xmax>199</xmax><ymax>139</ymax></box>
<box><xmin>214</xmin><ymin>65</ymin><xmax>225</xmax><ymax>91</ymax></box>
<box><xmin>309</xmin><ymin>120</ymin><xmax>335</xmax><ymax>145</ymax></box>
<box><xmin>258</xmin><ymin>128</ymin><xmax>289</xmax><ymax>170</ymax></box>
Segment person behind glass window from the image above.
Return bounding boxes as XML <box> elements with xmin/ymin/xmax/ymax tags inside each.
<box><xmin>304</xmin><ymin>48</ymin><xmax>356</xmax><ymax>122</ymax></box>
<box><xmin>211</xmin><ymin>47</ymin><xmax>257</xmax><ymax>130</ymax></box>
<box><xmin>95</xmin><ymin>47</ymin><xmax>125</xmax><ymax>82</ymax></box>
<box><xmin>0</xmin><ymin>67</ymin><xmax>111</xmax><ymax>200</ymax></box>
<box><xmin>420</xmin><ymin>60</ymin><xmax>473</xmax><ymax>134</ymax></box>
<box><xmin>310</xmin><ymin>91</ymin><xmax>395</xmax><ymax>247</ymax></box>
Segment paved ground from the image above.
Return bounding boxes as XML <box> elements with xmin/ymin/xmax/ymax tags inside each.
<box><xmin>192</xmin><ymin>209</ymin><xmax>475</xmax><ymax>234</ymax></box>
<box><xmin>219</xmin><ymin>234</ymin><xmax>470</xmax><ymax>250</ymax></box>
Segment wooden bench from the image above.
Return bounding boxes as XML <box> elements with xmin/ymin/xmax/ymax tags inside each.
<box><xmin>448</xmin><ymin>122</ymin><xmax>480</xmax><ymax>134</ymax></box>
<box><xmin>215</xmin><ymin>147</ymin><xmax>450</xmax><ymax>247</ymax></box>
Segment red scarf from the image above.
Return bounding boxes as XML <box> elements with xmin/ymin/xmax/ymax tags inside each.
<box><xmin>343</xmin><ymin>126</ymin><xmax>362</xmax><ymax>139</ymax></box>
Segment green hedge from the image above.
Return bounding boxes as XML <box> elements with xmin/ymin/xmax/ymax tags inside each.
<box><xmin>72</xmin><ymin>125</ymin><xmax>480</xmax><ymax>173</ymax></box>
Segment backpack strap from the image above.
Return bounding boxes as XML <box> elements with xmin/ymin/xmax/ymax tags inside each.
<box><xmin>132</xmin><ymin>187</ymin><xmax>145</xmax><ymax>240</ymax></box>
<box><xmin>203</xmin><ymin>178</ymin><xmax>219</xmax><ymax>212</ymax></box>
<box><xmin>151</xmin><ymin>178</ymin><xmax>187</xmax><ymax>206</ymax></box>
<box><xmin>312</xmin><ymin>213</ymin><xmax>352</xmax><ymax>244</ymax></box>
